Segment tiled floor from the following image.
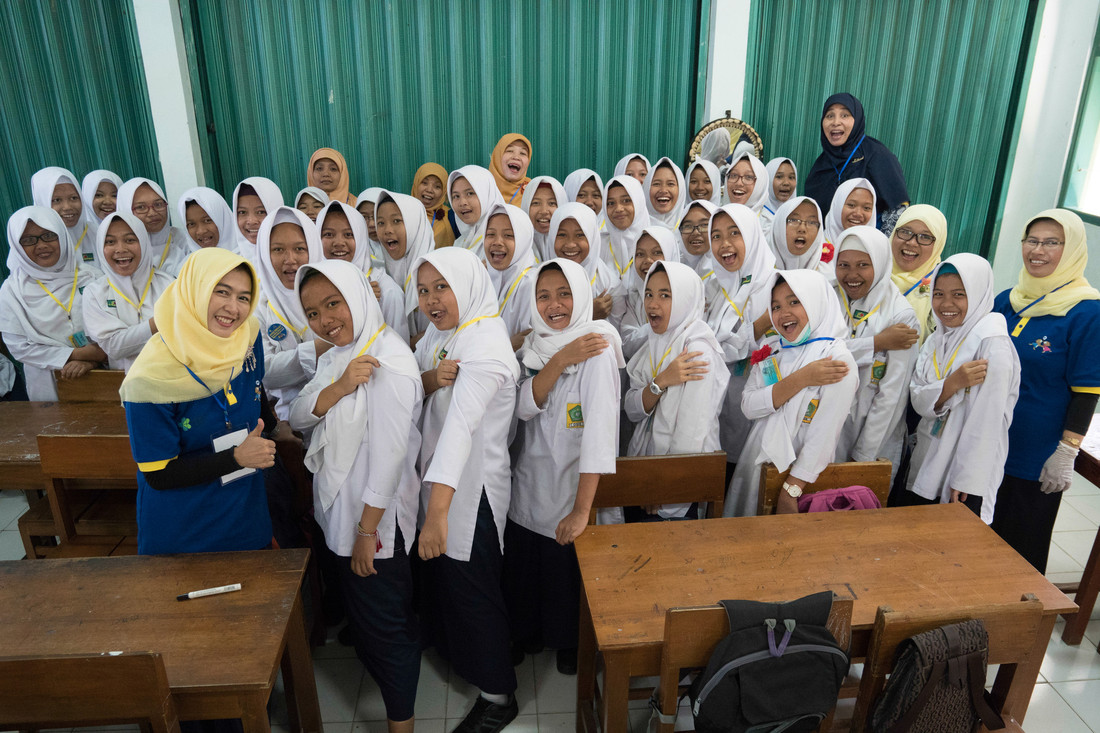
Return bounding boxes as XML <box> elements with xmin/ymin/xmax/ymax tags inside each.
<box><xmin>3</xmin><ymin>472</ymin><xmax>1100</xmax><ymax>733</ymax></box>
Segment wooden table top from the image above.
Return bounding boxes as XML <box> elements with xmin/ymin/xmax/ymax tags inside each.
<box><xmin>0</xmin><ymin>549</ymin><xmax>308</xmax><ymax>693</ymax></box>
<box><xmin>0</xmin><ymin>401</ymin><xmax>128</xmax><ymax>469</ymax></box>
<box><xmin>575</xmin><ymin>503</ymin><xmax>1076</xmax><ymax>650</ymax></box>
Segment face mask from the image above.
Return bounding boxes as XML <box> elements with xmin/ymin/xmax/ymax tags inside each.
<box><xmin>780</xmin><ymin>322</ymin><xmax>812</xmax><ymax>347</ymax></box>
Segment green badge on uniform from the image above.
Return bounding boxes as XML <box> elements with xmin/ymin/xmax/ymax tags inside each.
<box><xmin>853</xmin><ymin>309</ymin><xmax>868</xmax><ymax>321</ymax></box>
<box><xmin>871</xmin><ymin>360</ymin><xmax>887</xmax><ymax>383</ymax></box>
<box><xmin>180</xmin><ymin>418</ymin><xmax>192</xmax><ymax>431</ymax></box>
<box><xmin>740</xmin><ymin>274</ymin><xmax>752</xmax><ymax>286</ymax></box>
<box><xmin>83</xmin><ymin>252</ymin><xmax>94</xmax><ymax>262</ymax></box>
<box><xmin>802</xmin><ymin>398</ymin><xmax>820</xmax><ymax>424</ymax></box>
<box><xmin>566</xmin><ymin>403</ymin><xmax>584</xmax><ymax>429</ymax></box>
<box><xmin>106</xmin><ymin>299</ymin><xmax>116</xmax><ymax>308</ymax></box>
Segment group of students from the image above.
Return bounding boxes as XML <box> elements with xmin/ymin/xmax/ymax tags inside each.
<box><xmin>1</xmin><ymin>92</ymin><xmax>1098</xmax><ymax>733</ymax></box>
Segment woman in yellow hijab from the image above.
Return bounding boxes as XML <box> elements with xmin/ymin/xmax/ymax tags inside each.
<box><xmin>412</xmin><ymin>162</ymin><xmax>455</xmax><ymax>249</ymax></box>
<box><xmin>488</xmin><ymin>133</ymin><xmax>533</xmax><ymax>205</ymax></box>
<box><xmin>991</xmin><ymin>209</ymin><xmax>1100</xmax><ymax>573</ymax></box>
<box><xmin>889</xmin><ymin>204</ymin><xmax>947</xmax><ymax>344</ymax></box>
<box><xmin>121</xmin><ymin>248</ymin><xmax>282</xmax><ymax>555</ymax></box>
<box><xmin>308</xmin><ymin>147</ymin><xmax>356</xmax><ymax>206</ymax></box>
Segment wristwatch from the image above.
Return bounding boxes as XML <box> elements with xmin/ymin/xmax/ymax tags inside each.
<box><xmin>648</xmin><ymin>380</ymin><xmax>665</xmax><ymax>396</ymax></box>
<box><xmin>782</xmin><ymin>481</ymin><xmax>803</xmax><ymax>498</ymax></box>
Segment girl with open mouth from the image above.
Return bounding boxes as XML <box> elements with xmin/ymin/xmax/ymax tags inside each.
<box><xmin>616</xmin><ymin>226</ymin><xmax>679</xmax><ymax>360</ymax></box>
<box><xmin>482</xmin><ymin>203</ymin><xmax>538</xmax><ymax>351</ymax></box>
<box><xmin>767</xmin><ymin>195</ymin><xmax>834</xmax><ymax>285</ymax></box>
<box><xmin>82</xmin><ymin>169</ymin><xmax>123</xmax><ymax>223</ymax></box>
<box><xmin>118</xmin><ymin>177</ymin><xmax>189</xmax><ymax>277</ymax></box>
<box><xmin>642</xmin><ymin>157</ymin><xmax>687</xmax><ymax>229</ymax></box>
<box><xmin>488</xmin><ymin>133</ymin><xmax>533</xmax><ymax>205</ymax></box>
<box><xmin>411</xmin><ymin>162</ymin><xmax>455</xmax><ymax>249</ymax></box>
<box><xmin>761</xmin><ymin>157</ymin><xmax>798</xmax><ymax>238</ymax></box>
<box><xmin>372</xmin><ymin>191</ymin><xmax>435</xmax><ymax>345</ymax></box>
<box><xmin>824</xmin><ymin>178</ymin><xmax>877</xmax><ymax>245</ymax></box>
<box><xmin>177</xmin><ymin>186</ymin><xmax>239</xmax><ymax>259</ymax></box>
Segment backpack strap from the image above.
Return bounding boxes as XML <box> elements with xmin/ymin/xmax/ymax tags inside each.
<box><xmin>887</xmin><ymin>657</ymin><xmax>945</xmax><ymax>733</ymax></box>
<box><xmin>966</xmin><ymin>651</ymin><xmax>1006</xmax><ymax>730</ymax></box>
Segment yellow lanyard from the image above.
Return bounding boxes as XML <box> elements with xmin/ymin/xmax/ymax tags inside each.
<box><xmin>36</xmin><ymin>271</ymin><xmax>79</xmax><ymax>322</ymax></box>
<box><xmin>331</xmin><ymin>324</ymin><xmax>387</xmax><ymax>383</ymax></box>
<box><xmin>842</xmin><ymin>295</ymin><xmax>879</xmax><ymax>336</ymax></box>
<box><xmin>649</xmin><ymin>345</ymin><xmax>674</xmax><ymax>378</ymax></box>
<box><xmin>609</xmin><ymin>244</ymin><xmax>632</xmax><ymax>278</ymax></box>
<box><xmin>107</xmin><ymin>270</ymin><xmax>155</xmax><ymax>320</ymax></box>
<box><xmin>433</xmin><ymin>314</ymin><xmax>492</xmax><ymax>366</ymax></box>
<box><xmin>74</xmin><ymin>224</ymin><xmax>87</xmax><ymax>253</ymax></box>
<box><xmin>497</xmin><ymin>267</ymin><xmax>532</xmax><ymax>316</ymax></box>
<box><xmin>932</xmin><ymin>343</ymin><xmax>963</xmax><ymax>380</ymax></box>
<box><xmin>156</xmin><ymin>231</ymin><xmax>173</xmax><ymax>270</ymax></box>
<box><xmin>720</xmin><ymin>286</ymin><xmax>745</xmax><ymax>320</ymax></box>
<box><xmin>267</xmin><ymin>301</ymin><xmax>309</xmax><ymax>340</ymax></box>
<box><xmin>467</xmin><ymin>233</ymin><xmax>484</xmax><ymax>251</ymax></box>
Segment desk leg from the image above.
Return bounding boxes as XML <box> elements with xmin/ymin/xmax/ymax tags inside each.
<box><xmin>998</xmin><ymin>613</ymin><xmax>1057</xmax><ymax>723</ymax></box>
<box><xmin>1061</xmin><ymin>528</ymin><xmax>1100</xmax><ymax>647</ymax></box>
<box><xmin>281</xmin><ymin>593</ymin><xmax>323</xmax><ymax>733</ymax></box>
<box><xmin>241</xmin><ymin>691</ymin><xmax>273</xmax><ymax>733</ymax></box>
<box><xmin>577</xmin><ymin>591</ymin><xmax>597</xmax><ymax>733</ymax></box>
<box><xmin>600</xmin><ymin>650</ymin><xmax>630</xmax><ymax>733</ymax></box>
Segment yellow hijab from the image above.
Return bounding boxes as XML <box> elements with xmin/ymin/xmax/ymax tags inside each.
<box><xmin>412</xmin><ymin>162</ymin><xmax>455</xmax><ymax>249</ymax></box>
<box><xmin>488</xmin><ymin>133</ymin><xmax>532</xmax><ymax>204</ymax></box>
<box><xmin>890</xmin><ymin>204</ymin><xmax>948</xmax><ymax>341</ymax></box>
<box><xmin>120</xmin><ymin>248</ymin><xmax>261</xmax><ymax>404</ymax></box>
<box><xmin>1009</xmin><ymin>209</ymin><xmax>1099</xmax><ymax>317</ymax></box>
<box><xmin>308</xmin><ymin>148</ymin><xmax>356</xmax><ymax>206</ymax></box>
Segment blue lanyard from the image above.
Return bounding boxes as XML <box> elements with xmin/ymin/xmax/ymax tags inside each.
<box><xmin>781</xmin><ymin>336</ymin><xmax>835</xmax><ymax>350</ymax></box>
<box><xmin>183</xmin><ymin>363</ymin><xmax>235</xmax><ymax>429</ymax></box>
<box><xmin>1015</xmin><ymin>281</ymin><xmax>1071</xmax><ymax>318</ymax></box>
<box><xmin>833</xmin><ymin>134</ymin><xmax>866</xmax><ymax>181</ymax></box>
<box><xmin>904</xmin><ymin>269</ymin><xmax>935</xmax><ymax>297</ymax></box>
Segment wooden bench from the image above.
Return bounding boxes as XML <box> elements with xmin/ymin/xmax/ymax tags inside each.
<box><xmin>1061</xmin><ymin>447</ymin><xmax>1100</xmax><ymax>649</ymax></box>
<box><xmin>52</xmin><ymin>368</ymin><xmax>125</xmax><ymax>402</ymax></box>
<box><xmin>0</xmin><ymin>652</ymin><xmax>179</xmax><ymax>732</ymax></box>
<box><xmin>849</xmin><ymin>594</ymin><xmax>1046</xmax><ymax>733</ymax></box>
<box><xmin>653</xmin><ymin>596</ymin><xmax>854</xmax><ymax>733</ymax></box>
<box><xmin>589</xmin><ymin>451</ymin><xmax>728</xmax><ymax>522</ymax></box>
<box><xmin>757</xmin><ymin>460</ymin><xmax>892</xmax><ymax>515</ymax></box>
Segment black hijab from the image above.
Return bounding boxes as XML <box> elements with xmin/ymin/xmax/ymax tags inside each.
<box><xmin>805</xmin><ymin>93</ymin><xmax>909</xmax><ymax>217</ymax></box>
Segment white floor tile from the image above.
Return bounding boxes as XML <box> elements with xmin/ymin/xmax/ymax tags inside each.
<box><xmin>1054</xmin><ymin>530</ymin><xmax>1100</xmax><ymax>566</ymax></box>
<box><xmin>1052</xmin><ymin>679</ymin><xmax>1100</xmax><ymax>730</ymax></box>
<box><xmin>409</xmin><ymin>720</ymin><xmax>445</xmax><ymax>733</ymax></box>
<box><xmin>410</xmin><ymin>649</ymin><xmax>450</xmax><ymax>721</ymax></box>
<box><xmin>1018</xmin><ymin>682</ymin><xmax>1093</xmax><ymax>733</ymax></box>
<box><xmin>1080</xmin><ymin>617</ymin><xmax>1100</xmax><ymax>648</ymax></box>
<box><xmin>1067</xmin><ymin>472</ymin><xmax>1100</xmax><ymax>498</ymax></box>
<box><xmin>532</xmin><ymin>650</ymin><xmax>578</xmax><ymax>715</ymax></box>
<box><xmin>515</xmin><ymin>654</ymin><xmax>538</xmax><ymax>717</ymax></box>
<box><xmin>1047</xmin><ymin>542</ymin><xmax>1085</xmax><ymax>575</ymax></box>
<box><xmin>1056</xmin><ymin>501</ymin><xmax>1097</xmax><ymax>532</ymax></box>
<box><xmin>1040</xmin><ymin>631</ymin><xmax>1100</xmax><ymax>682</ymax></box>
<box><xmin>312</xmin><ymin>632</ymin><xmax>360</xmax><ymax>660</ymax></box>
<box><xmin>355</xmin><ymin>670</ymin><xmax>388</xmax><ymax>723</ymax></box>
<box><xmin>444</xmin><ymin>715</ymin><xmax>536</xmax><ymax>733</ymax></box>
<box><xmin>1065</xmin><ymin>495</ymin><xmax>1100</xmax><ymax>525</ymax></box>
<box><xmin>627</xmin><ymin>705</ymin><xmax>652</xmax><ymax>733</ymax></box>
<box><xmin>444</xmin><ymin>671</ymin><xmax>478</xmax><ymax>720</ymax></box>
<box><xmin>0</xmin><ymin>490</ymin><xmax>28</xmax><ymax>531</ymax></box>
<box><xmin>535</xmin><ymin>713</ymin><xmax>577</xmax><ymax>732</ymax></box>
<box><xmin>313</xmin><ymin>657</ymin><xmax>365</xmax><ymax>723</ymax></box>
<box><xmin>0</xmin><ymin>529</ymin><xmax>25</xmax><ymax>561</ymax></box>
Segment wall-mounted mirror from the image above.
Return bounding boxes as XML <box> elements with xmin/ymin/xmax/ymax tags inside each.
<box><xmin>688</xmin><ymin>113</ymin><xmax>764</xmax><ymax>187</ymax></box>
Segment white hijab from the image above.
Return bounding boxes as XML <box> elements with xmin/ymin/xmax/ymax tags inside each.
<box><xmin>317</xmin><ymin>200</ymin><xmax>371</xmax><ymax>272</ymax></box>
<box><xmin>685</xmin><ymin>159</ymin><xmax>722</xmax><ymax>206</ymax></box>
<box><xmin>81</xmin><ymin>170</ymin><xmax>123</xmax><ymax>222</ymax></box>
<box><xmin>642</xmin><ymin>157</ymin><xmax>688</xmax><ymax>229</ymax></box>
<box><xmin>374</xmin><ymin>190</ymin><xmax>434</xmax><ymax>314</ymax></box>
<box><xmin>624</xmin><ymin>225</ymin><xmax>681</xmax><ymax>298</ymax></box>
<box><xmin>447</xmin><ymin>165</ymin><xmax>505</xmax><ymax>256</ymax></box>
<box><xmin>614</xmin><ymin>153</ymin><xmax>651</xmax><ymax>179</ymax></box>
<box><xmin>726</xmin><ymin>152</ymin><xmax>769</xmax><ymax>213</ymax></box>
<box><xmin>677</xmin><ymin>199</ymin><xmax>720</xmax><ymax>275</ymax></box>
<box><xmin>547</xmin><ymin>202</ymin><xmax>605</xmax><ymax>284</ymax></box>
<box><xmin>31</xmin><ymin>167</ymin><xmax>97</xmax><ymax>259</ymax></box>
<box><xmin>602</xmin><ymin>175</ymin><xmax>651</xmax><ymax>280</ymax></box>
<box><xmin>923</xmin><ymin>253</ymin><xmax>1003</xmax><ymax>374</ymax></box>
<box><xmin>295</xmin><ymin>259</ymin><xmax>421</xmax><ymax>510</ymax></box>
<box><xmin>519</xmin><ymin>258</ymin><xmax>625</xmax><ymax>373</ymax></box>
<box><xmin>706</xmin><ymin>203</ymin><xmax>776</xmax><ymax>334</ymax></box>
<box><xmin>231</xmin><ymin>176</ymin><xmax>285</xmax><ymax>261</ymax></box>
<box><xmin>824</xmin><ymin>178</ymin><xmax>877</xmax><ymax>245</ymax></box>
<box><xmin>295</xmin><ymin>186</ymin><xmax>330</xmax><ymax>209</ymax></box>
<box><xmin>93</xmin><ymin>212</ymin><xmax>172</xmax><ymax>326</ymax></box>
<box><xmin>563</xmin><ymin>169</ymin><xmax>605</xmax><ymax>204</ymax></box>
<box><xmin>769</xmin><ymin>196</ymin><xmax>826</xmax><ymax>270</ymax></box>
<box><xmin>834</xmin><ymin>226</ymin><xmax>907</xmax><ymax>337</ymax></box>
<box><xmin>176</xmin><ymin>187</ymin><xmax>238</xmax><ymax>254</ymax></box>
<box><xmin>520</xmin><ymin>175</ymin><xmax>569</xmax><ymax>261</ymax></box>
<box><xmin>483</xmin><ymin>202</ymin><xmax>538</xmax><ymax>303</ymax></box>
<box><xmin>256</xmin><ymin>206</ymin><xmax>323</xmax><ymax>339</ymax></box>
<box><xmin>117</xmin><ymin>178</ymin><xmax>177</xmax><ymax>263</ymax></box>
<box><xmin>763</xmin><ymin>157</ymin><xmax>797</xmax><ymax>216</ymax></box>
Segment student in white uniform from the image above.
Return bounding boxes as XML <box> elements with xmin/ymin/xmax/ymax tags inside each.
<box><xmin>355</xmin><ymin>187</ymin><xmax>388</xmax><ymax>266</ymax></box>
<box><xmin>624</xmin><ymin>261</ymin><xmax>729</xmax><ymax>520</ymax></box>
<box><xmin>506</xmin><ymin>258</ymin><xmax>623</xmax><ymax>674</ymax></box>
<box><xmin>176</xmin><ymin>187</ymin><xmax>240</xmax><ymax>255</ymax></box>
<box><xmin>705</xmin><ymin>204</ymin><xmax>777</xmax><ymax>479</ymax></box>
<box><xmin>289</xmin><ymin>259</ymin><xmax>423</xmax><ymax>733</ymax></box>
<box><xmin>549</xmin><ymin>203</ymin><xmax>622</xmax><ymax>323</ymax></box>
<box><xmin>117</xmin><ymin>178</ymin><xmax>187</xmax><ymax>276</ymax></box>
<box><xmin>824</xmin><ymin>178</ymin><xmax>877</xmax><ymax>245</ymax></box>
<box><xmin>81</xmin><ymin>169</ymin><xmax>123</xmax><ymax>223</ymax></box>
<box><xmin>0</xmin><ymin>207</ymin><xmax>105</xmax><ymax>400</ymax></box>
<box><xmin>254</xmin><ymin>206</ymin><xmax>324</xmax><ymax>420</ymax></box>
<box><xmin>725</xmin><ymin>269</ymin><xmax>859</xmax><ymax>516</ymax></box>
<box><xmin>642</xmin><ymin>157</ymin><xmax>687</xmax><ymax>230</ymax></box>
<box><xmin>316</xmin><ymin>199</ymin><xmax>409</xmax><ymax>343</ymax></box>
<box><xmin>832</xmin><ymin>226</ymin><xmax>919</xmax><ymax>479</ymax></box>
<box><xmin>616</xmin><ymin>225</ymin><xmax>680</xmax><ymax>359</ymax></box>
<box><xmin>448</xmin><ymin>165</ymin><xmax>505</xmax><ymax>258</ymax></box>
<box><xmin>768</xmin><ymin>196</ymin><xmax>835</xmax><ymax>283</ymax></box>
<box><xmin>482</xmin><ymin>202</ymin><xmax>538</xmax><ymax>350</ymax></box>
<box><xmin>520</xmin><ymin>175</ymin><xmax>568</xmax><ymax>262</ymax></box>
<box><xmin>413</xmin><ymin>247</ymin><xmax>521</xmax><ymax>732</ymax></box>
<box><xmin>31</xmin><ymin>166</ymin><xmax>101</xmax><ymax>275</ymax></box>
<box><xmin>726</xmin><ymin>152</ymin><xmax>769</xmax><ymax>214</ymax></box>
<box><xmin>613</xmin><ymin>153</ymin><xmax>650</xmax><ymax>184</ymax></box>
<box><xmin>373</xmin><ymin>191</ymin><xmax>434</xmax><ymax>343</ymax></box>
<box><xmin>563</xmin><ymin>168</ymin><xmax>610</xmax><ymax>262</ymax></box>
<box><xmin>81</xmin><ymin>212</ymin><xmax>174</xmax><ymax>371</ymax></box>
<box><xmin>603</xmin><ymin>175</ymin><xmax>651</xmax><ymax>282</ymax></box>
<box><xmin>760</xmin><ymin>157</ymin><xmax>798</xmax><ymax>237</ymax></box>
<box><xmin>685</xmin><ymin>159</ymin><xmax>722</xmax><ymax>206</ymax></box>
<box><xmin>294</xmin><ymin>186</ymin><xmax>329</xmax><ymax>222</ymax></box>
<box><xmin>676</xmin><ymin>199</ymin><xmax>719</xmax><ymax>278</ymax></box>
<box><xmin>902</xmin><ymin>254</ymin><xmax>1020</xmax><ymax>523</ymax></box>
<box><xmin>231</xmin><ymin>176</ymin><xmax>284</xmax><ymax>264</ymax></box>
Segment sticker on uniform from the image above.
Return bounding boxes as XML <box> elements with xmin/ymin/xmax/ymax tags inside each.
<box><xmin>267</xmin><ymin>323</ymin><xmax>288</xmax><ymax>342</ymax></box>
<box><xmin>740</xmin><ymin>274</ymin><xmax>752</xmax><ymax>286</ymax></box>
<box><xmin>871</xmin><ymin>360</ymin><xmax>887</xmax><ymax>383</ymax></box>
<box><xmin>69</xmin><ymin>331</ymin><xmax>88</xmax><ymax>348</ymax></box>
<box><xmin>761</xmin><ymin>357</ymin><xmax>781</xmax><ymax>386</ymax></box>
<box><xmin>106</xmin><ymin>299</ymin><xmax>117</xmax><ymax>309</ymax></box>
<box><xmin>82</xmin><ymin>252</ymin><xmax>94</xmax><ymax>262</ymax></box>
<box><xmin>802</xmin><ymin>398</ymin><xmax>820</xmax><ymax>424</ymax></box>
<box><xmin>566</xmin><ymin>403</ymin><xmax>584</xmax><ymax>429</ymax></box>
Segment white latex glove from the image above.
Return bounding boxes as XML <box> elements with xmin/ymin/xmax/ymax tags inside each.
<box><xmin>1039</xmin><ymin>441</ymin><xmax>1078</xmax><ymax>494</ymax></box>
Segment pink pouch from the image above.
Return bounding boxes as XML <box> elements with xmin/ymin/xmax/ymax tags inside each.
<box><xmin>797</xmin><ymin>485</ymin><xmax>882</xmax><ymax>513</ymax></box>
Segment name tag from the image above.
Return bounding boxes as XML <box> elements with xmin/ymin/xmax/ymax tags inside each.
<box><xmin>69</xmin><ymin>330</ymin><xmax>88</xmax><ymax>348</ymax></box>
<box><xmin>802</xmin><ymin>398</ymin><xmax>820</xmax><ymax>424</ymax></box>
<box><xmin>931</xmin><ymin>412</ymin><xmax>949</xmax><ymax>438</ymax></box>
<box><xmin>566</xmin><ymin>403</ymin><xmax>584</xmax><ymax>429</ymax></box>
<box><xmin>870</xmin><ymin>360</ymin><xmax>887</xmax><ymax>384</ymax></box>
<box><xmin>761</xmin><ymin>357</ymin><xmax>780</xmax><ymax>386</ymax></box>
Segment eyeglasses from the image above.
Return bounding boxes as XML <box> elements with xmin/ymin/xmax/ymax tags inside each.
<box><xmin>678</xmin><ymin>223</ymin><xmax>706</xmax><ymax>234</ymax></box>
<box><xmin>727</xmin><ymin>174</ymin><xmax>757</xmax><ymax>185</ymax></box>
<box><xmin>1021</xmin><ymin>237</ymin><xmax>1064</xmax><ymax>250</ymax></box>
<box><xmin>132</xmin><ymin>200</ymin><xmax>167</xmax><ymax>215</ymax></box>
<box><xmin>18</xmin><ymin>231</ymin><xmax>60</xmax><ymax>247</ymax></box>
<box><xmin>894</xmin><ymin>227</ymin><xmax>936</xmax><ymax>246</ymax></box>
<box><xmin>785</xmin><ymin>217</ymin><xmax>820</xmax><ymax>228</ymax></box>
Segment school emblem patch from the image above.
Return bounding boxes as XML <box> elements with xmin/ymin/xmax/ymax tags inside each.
<box><xmin>106</xmin><ymin>299</ymin><xmax>116</xmax><ymax>309</ymax></box>
<box><xmin>82</xmin><ymin>252</ymin><xmax>94</xmax><ymax>262</ymax></box>
<box><xmin>267</xmin><ymin>323</ymin><xmax>288</xmax><ymax>342</ymax></box>
<box><xmin>566</xmin><ymin>403</ymin><xmax>584</xmax><ymax>429</ymax></box>
<box><xmin>740</xmin><ymin>274</ymin><xmax>752</xmax><ymax>286</ymax></box>
<box><xmin>871</xmin><ymin>360</ymin><xmax>887</xmax><ymax>383</ymax></box>
<box><xmin>802</xmin><ymin>398</ymin><xmax>820</xmax><ymax>424</ymax></box>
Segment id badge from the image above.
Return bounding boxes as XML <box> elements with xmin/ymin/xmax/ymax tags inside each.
<box><xmin>761</xmin><ymin>357</ymin><xmax>780</xmax><ymax>386</ymax></box>
<box><xmin>931</xmin><ymin>412</ymin><xmax>949</xmax><ymax>438</ymax></box>
<box><xmin>733</xmin><ymin>357</ymin><xmax>749</xmax><ymax>378</ymax></box>
<box><xmin>211</xmin><ymin>426</ymin><xmax>257</xmax><ymax>485</ymax></box>
<box><xmin>69</xmin><ymin>330</ymin><xmax>88</xmax><ymax>348</ymax></box>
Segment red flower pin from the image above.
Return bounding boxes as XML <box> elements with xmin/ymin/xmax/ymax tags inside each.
<box><xmin>750</xmin><ymin>344</ymin><xmax>774</xmax><ymax>366</ymax></box>
<box><xmin>820</xmin><ymin>241</ymin><xmax>835</xmax><ymax>264</ymax></box>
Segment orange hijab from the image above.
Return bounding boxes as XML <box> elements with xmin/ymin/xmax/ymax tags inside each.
<box><xmin>412</xmin><ymin>162</ymin><xmax>454</xmax><ymax>249</ymax></box>
<box><xmin>488</xmin><ymin>133</ymin><xmax>532</xmax><ymax>205</ymax></box>
<box><xmin>307</xmin><ymin>148</ymin><xmax>355</xmax><ymax>206</ymax></box>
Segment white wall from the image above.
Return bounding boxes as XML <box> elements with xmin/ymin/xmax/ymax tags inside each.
<box><xmin>992</xmin><ymin>0</ymin><xmax>1100</xmax><ymax>291</ymax></box>
<box><xmin>131</xmin><ymin>0</ymin><xmax>205</xmax><ymax>219</ymax></box>
<box><xmin>703</xmin><ymin>0</ymin><xmax>752</xmax><ymax>123</ymax></box>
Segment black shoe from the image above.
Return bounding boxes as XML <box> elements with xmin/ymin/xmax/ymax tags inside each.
<box><xmin>337</xmin><ymin>624</ymin><xmax>356</xmax><ymax>647</ymax></box>
<box><xmin>452</xmin><ymin>695</ymin><xmax>518</xmax><ymax>733</ymax></box>
<box><xmin>556</xmin><ymin>647</ymin><xmax>578</xmax><ymax>675</ymax></box>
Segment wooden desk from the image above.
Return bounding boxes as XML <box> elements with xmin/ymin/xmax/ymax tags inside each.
<box><xmin>0</xmin><ymin>549</ymin><xmax>321</xmax><ymax>732</ymax></box>
<box><xmin>0</xmin><ymin>401</ymin><xmax>127</xmax><ymax>491</ymax></box>
<box><xmin>574</xmin><ymin>504</ymin><xmax>1076</xmax><ymax>733</ymax></box>
<box><xmin>1063</xmin><ymin>446</ymin><xmax>1100</xmax><ymax>646</ymax></box>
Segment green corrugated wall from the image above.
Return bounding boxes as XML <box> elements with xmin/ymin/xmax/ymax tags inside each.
<box><xmin>179</xmin><ymin>0</ymin><xmax>707</xmax><ymax>201</ymax></box>
<box><xmin>743</xmin><ymin>0</ymin><xmax>1036</xmax><ymax>258</ymax></box>
<box><xmin>0</xmin><ymin>0</ymin><xmax>161</xmax><ymax>280</ymax></box>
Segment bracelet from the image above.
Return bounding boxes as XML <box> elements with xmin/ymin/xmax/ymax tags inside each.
<box><xmin>356</xmin><ymin>521</ymin><xmax>377</xmax><ymax>538</ymax></box>
<box><xmin>1062</xmin><ymin>435</ymin><xmax>1083</xmax><ymax>448</ymax></box>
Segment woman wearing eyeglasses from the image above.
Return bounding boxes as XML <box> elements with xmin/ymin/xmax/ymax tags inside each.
<box><xmin>118</xmin><ymin>178</ymin><xmax>188</xmax><ymax>277</ymax></box>
<box><xmin>991</xmin><ymin>209</ymin><xmax>1100</xmax><ymax>573</ymax></box>
<box><xmin>890</xmin><ymin>204</ymin><xmax>948</xmax><ymax>345</ymax></box>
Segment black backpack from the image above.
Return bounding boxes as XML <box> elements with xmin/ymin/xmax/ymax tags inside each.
<box><xmin>869</xmin><ymin>619</ymin><xmax>1005</xmax><ymax>733</ymax></box>
<box><xmin>685</xmin><ymin>591</ymin><xmax>850</xmax><ymax>733</ymax></box>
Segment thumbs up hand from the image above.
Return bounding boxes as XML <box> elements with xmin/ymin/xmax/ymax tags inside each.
<box><xmin>232</xmin><ymin>419</ymin><xmax>277</xmax><ymax>469</ymax></box>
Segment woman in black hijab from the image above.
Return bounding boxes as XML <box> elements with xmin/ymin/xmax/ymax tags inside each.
<box><xmin>805</xmin><ymin>93</ymin><xmax>909</xmax><ymax>234</ymax></box>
